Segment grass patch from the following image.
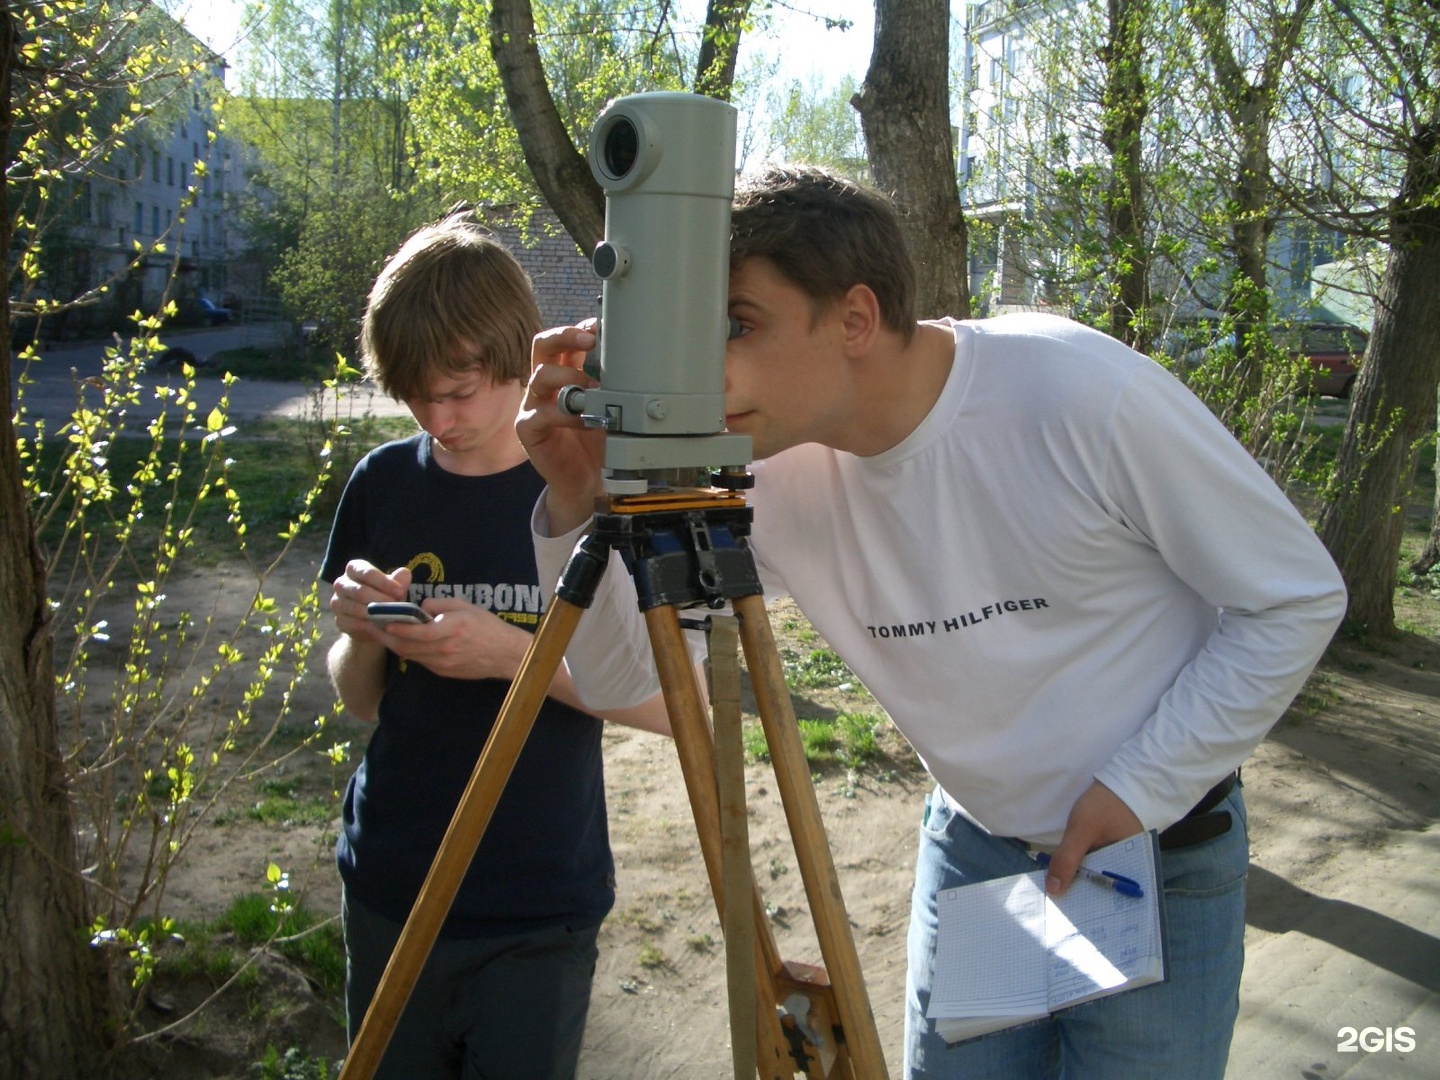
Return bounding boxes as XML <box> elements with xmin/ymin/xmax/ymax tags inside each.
<box><xmin>257</xmin><ymin>1044</ymin><xmax>336</xmax><ymax>1080</ymax></box>
<box><xmin>742</xmin><ymin>719</ymin><xmax>769</xmax><ymax>762</ymax></box>
<box><xmin>240</xmin><ymin>778</ymin><xmax>337</xmax><ymax>827</ymax></box>
<box><xmin>780</xmin><ymin>645</ymin><xmax>858</xmax><ymax>690</ymax></box>
<box><xmin>219</xmin><ymin>893</ymin><xmax>346</xmax><ymax>998</ymax></box>
<box><xmin>29</xmin><ymin>414</ymin><xmax>415</xmax><ymax>562</ymax></box>
<box><xmin>154</xmin><ymin>891</ymin><xmax>345</xmax><ymax>1000</ymax></box>
<box><xmin>204</xmin><ymin>345</ymin><xmax>347</xmax><ymax>384</ymax></box>
<box><xmin>835</xmin><ymin>711</ymin><xmax>883</xmax><ymax>765</ymax></box>
<box><xmin>743</xmin><ymin>711</ymin><xmax>887</xmax><ymax>768</ymax></box>
<box><xmin>636</xmin><ymin>942</ymin><xmax>668</xmax><ymax>969</ymax></box>
<box><xmin>798</xmin><ymin>718</ymin><xmax>839</xmax><ymax>760</ymax></box>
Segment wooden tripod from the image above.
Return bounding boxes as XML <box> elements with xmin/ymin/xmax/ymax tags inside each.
<box><xmin>337</xmin><ymin>490</ymin><xmax>889</xmax><ymax>1080</ymax></box>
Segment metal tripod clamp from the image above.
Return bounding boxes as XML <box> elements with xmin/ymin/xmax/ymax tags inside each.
<box><xmin>554</xmin><ymin>531</ymin><xmax>612</xmax><ymax>609</ymax></box>
<box><xmin>592</xmin><ymin>500</ymin><xmax>762</xmax><ymax>610</ymax></box>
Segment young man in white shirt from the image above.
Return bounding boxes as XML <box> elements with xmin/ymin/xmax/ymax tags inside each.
<box><xmin>518</xmin><ymin>165</ymin><xmax>1347</xmax><ymax>1078</ymax></box>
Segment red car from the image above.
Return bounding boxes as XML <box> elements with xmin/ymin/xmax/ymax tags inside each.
<box><xmin>1283</xmin><ymin>322</ymin><xmax>1368</xmax><ymax>398</ymax></box>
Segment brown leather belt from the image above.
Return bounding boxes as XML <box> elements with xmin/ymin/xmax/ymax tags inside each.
<box><xmin>1157</xmin><ymin>770</ymin><xmax>1238</xmax><ymax>851</ymax></box>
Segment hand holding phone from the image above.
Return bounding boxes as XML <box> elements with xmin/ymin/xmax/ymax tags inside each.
<box><xmin>367</xmin><ymin>601</ymin><xmax>432</xmax><ymax>625</ymax></box>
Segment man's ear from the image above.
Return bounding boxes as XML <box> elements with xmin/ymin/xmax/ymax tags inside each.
<box><xmin>838</xmin><ymin>283</ymin><xmax>882</xmax><ymax>356</ymax></box>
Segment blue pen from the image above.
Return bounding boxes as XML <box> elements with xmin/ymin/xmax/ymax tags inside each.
<box><xmin>1034</xmin><ymin>852</ymin><xmax>1145</xmax><ymax>899</ymax></box>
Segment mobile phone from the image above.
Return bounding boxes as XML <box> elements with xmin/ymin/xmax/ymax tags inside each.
<box><xmin>366</xmin><ymin>601</ymin><xmax>432</xmax><ymax>625</ymax></box>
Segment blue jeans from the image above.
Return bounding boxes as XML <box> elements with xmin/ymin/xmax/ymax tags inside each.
<box><xmin>343</xmin><ymin>889</ymin><xmax>600</xmax><ymax>1080</ymax></box>
<box><xmin>904</xmin><ymin>785</ymin><xmax>1248</xmax><ymax>1079</ymax></box>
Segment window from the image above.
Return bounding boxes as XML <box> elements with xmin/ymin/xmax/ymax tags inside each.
<box><xmin>167</xmin><ymin>156</ymin><xmax>174</xmax><ymax>186</ymax></box>
<box><xmin>152</xmin><ymin>205</ymin><xmax>160</xmax><ymax>234</ymax></box>
<box><xmin>134</xmin><ymin>201</ymin><xmax>144</xmax><ymax>235</ymax></box>
<box><xmin>153</xmin><ymin>150</ymin><xmax>162</xmax><ymax>178</ymax></box>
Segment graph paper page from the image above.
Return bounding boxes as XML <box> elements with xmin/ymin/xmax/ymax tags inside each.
<box><xmin>927</xmin><ymin>872</ymin><xmax>1050</xmax><ymax>1019</ymax></box>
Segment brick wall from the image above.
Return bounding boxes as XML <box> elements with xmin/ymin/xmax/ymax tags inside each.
<box><xmin>483</xmin><ymin>210</ymin><xmax>600</xmax><ymax>329</ymax></box>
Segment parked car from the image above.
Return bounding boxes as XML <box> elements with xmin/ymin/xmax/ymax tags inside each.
<box><xmin>1174</xmin><ymin>320</ymin><xmax>1367</xmax><ymax>399</ymax></box>
<box><xmin>198</xmin><ymin>297</ymin><xmax>231</xmax><ymax>326</ymax></box>
<box><xmin>1281</xmin><ymin>321</ymin><xmax>1367</xmax><ymax>398</ymax></box>
<box><xmin>166</xmin><ymin>296</ymin><xmax>231</xmax><ymax>329</ymax></box>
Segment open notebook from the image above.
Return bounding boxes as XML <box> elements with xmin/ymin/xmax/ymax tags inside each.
<box><xmin>927</xmin><ymin>832</ymin><xmax>1165</xmax><ymax>1043</ymax></box>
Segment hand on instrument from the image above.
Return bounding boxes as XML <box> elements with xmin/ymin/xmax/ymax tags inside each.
<box><xmin>517</xmin><ymin>321</ymin><xmax>608</xmax><ymax>535</ymax></box>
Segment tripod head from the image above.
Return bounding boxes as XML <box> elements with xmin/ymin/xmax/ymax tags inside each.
<box><xmin>560</xmin><ymin>92</ymin><xmax>753</xmax><ymax>495</ymax></box>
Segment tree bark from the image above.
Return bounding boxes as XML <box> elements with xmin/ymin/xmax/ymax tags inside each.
<box><xmin>1100</xmin><ymin>0</ymin><xmax>1151</xmax><ymax>349</ymax></box>
<box><xmin>1318</xmin><ymin>119</ymin><xmax>1440</xmax><ymax>635</ymax></box>
<box><xmin>853</xmin><ymin>0</ymin><xmax>970</xmax><ymax>319</ymax></box>
<box><xmin>1408</xmin><ymin>388</ymin><xmax>1440</xmax><ymax>576</ymax></box>
<box><xmin>487</xmin><ymin>0</ymin><xmax>749</xmax><ymax>257</ymax></box>
<box><xmin>1190</xmin><ymin>0</ymin><xmax>1314</xmax><ymax>408</ymax></box>
<box><xmin>487</xmin><ymin>0</ymin><xmax>605</xmax><ymax>254</ymax></box>
<box><xmin>694</xmin><ymin>0</ymin><xmax>753</xmax><ymax>101</ymax></box>
<box><xmin>0</xmin><ymin>5</ymin><xmax>115</xmax><ymax>1074</ymax></box>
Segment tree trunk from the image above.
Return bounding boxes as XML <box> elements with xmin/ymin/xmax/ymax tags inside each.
<box><xmin>1189</xmin><ymin>0</ymin><xmax>1314</xmax><ymax>412</ymax></box>
<box><xmin>1229</xmin><ymin>91</ymin><xmax>1273</xmax><ymax>403</ymax></box>
<box><xmin>853</xmin><ymin>0</ymin><xmax>970</xmax><ymax>319</ymax></box>
<box><xmin>1100</xmin><ymin>0</ymin><xmax>1151</xmax><ymax>349</ymax></box>
<box><xmin>694</xmin><ymin>0</ymin><xmax>753</xmax><ymax>100</ymax></box>
<box><xmin>487</xmin><ymin>0</ymin><xmax>605</xmax><ymax>254</ymax></box>
<box><xmin>0</xmin><ymin>6</ymin><xmax>115</xmax><ymax>1074</ymax></box>
<box><xmin>1408</xmin><ymin>388</ymin><xmax>1440</xmax><ymax>576</ymax></box>
<box><xmin>1318</xmin><ymin>120</ymin><xmax>1440</xmax><ymax>636</ymax></box>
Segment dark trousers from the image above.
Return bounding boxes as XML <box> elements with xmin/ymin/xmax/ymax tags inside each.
<box><xmin>343</xmin><ymin>888</ymin><xmax>600</xmax><ymax>1080</ymax></box>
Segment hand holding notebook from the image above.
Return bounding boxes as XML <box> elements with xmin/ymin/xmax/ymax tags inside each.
<box><xmin>926</xmin><ymin>831</ymin><xmax>1165</xmax><ymax>1043</ymax></box>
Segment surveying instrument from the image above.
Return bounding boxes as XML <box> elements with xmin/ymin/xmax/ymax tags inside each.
<box><xmin>338</xmin><ymin>93</ymin><xmax>888</xmax><ymax>1080</ymax></box>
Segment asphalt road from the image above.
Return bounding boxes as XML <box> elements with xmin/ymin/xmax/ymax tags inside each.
<box><xmin>9</xmin><ymin>322</ymin><xmax>410</xmax><ymax>427</ymax></box>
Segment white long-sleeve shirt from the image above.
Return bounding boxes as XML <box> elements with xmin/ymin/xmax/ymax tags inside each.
<box><xmin>535</xmin><ymin>313</ymin><xmax>1347</xmax><ymax>846</ymax></box>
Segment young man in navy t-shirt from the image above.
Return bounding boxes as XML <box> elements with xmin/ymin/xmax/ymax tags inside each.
<box><xmin>322</xmin><ymin>209</ymin><xmax>671</xmax><ymax>1079</ymax></box>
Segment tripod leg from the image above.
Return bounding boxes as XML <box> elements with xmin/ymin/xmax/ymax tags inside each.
<box><xmin>643</xmin><ymin>606</ymin><xmax>795</xmax><ymax>1078</ymax></box>
<box><xmin>337</xmin><ymin>597</ymin><xmax>585</xmax><ymax>1080</ymax></box>
<box><xmin>734</xmin><ymin>593</ymin><xmax>891</xmax><ymax>1080</ymax></box>
<box><xmin>710</xmin><ymin>615</ymin><xmax>757</xmax><ymax>1080</ymax></box>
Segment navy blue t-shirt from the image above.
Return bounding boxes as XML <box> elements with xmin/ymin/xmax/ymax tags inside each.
<box><xmin>320</xmin><ymin>434</ymin><xmax>614</xmax><ymax>936</ymax></box>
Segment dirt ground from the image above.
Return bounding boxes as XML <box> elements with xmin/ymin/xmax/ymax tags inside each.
<box><xmin>113</xmin><ymin>539</ymin><xmax>1440</xmax><ymax>1080</ymax></box>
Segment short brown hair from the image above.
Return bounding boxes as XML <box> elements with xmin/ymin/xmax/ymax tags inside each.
<box><xmin>730</xmin><ymin>166</ymin><xmax>916</xmax><ymax>342</ymax></box>
<box><xmin>360</xmin><ymin>207</ymin><xmax>542</xmax><ymax>401</ymax></box>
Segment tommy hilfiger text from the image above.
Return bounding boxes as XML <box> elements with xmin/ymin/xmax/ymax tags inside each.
<box><xmin>867</xmin><ymin>597</ymin><xmax>1050</xmax><ymax>639</ymax></box>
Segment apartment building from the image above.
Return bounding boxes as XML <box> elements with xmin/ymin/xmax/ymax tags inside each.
<box><xmin>48</xmin><ymin>17</ymin><xmax>256</xmax><ymax>335</ymax></box>
<box><xmin>954</xmin><ymin>0</ymin><xmax>1375</xmax><ymax>322</ymax></box>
